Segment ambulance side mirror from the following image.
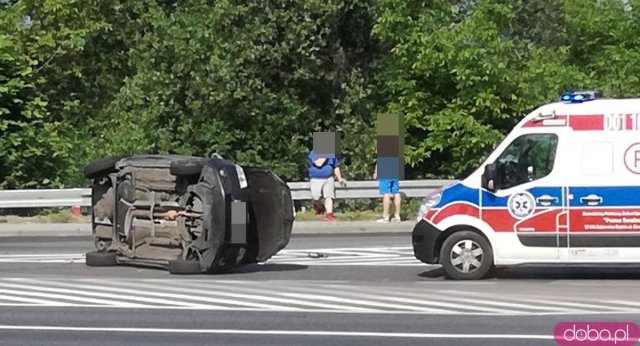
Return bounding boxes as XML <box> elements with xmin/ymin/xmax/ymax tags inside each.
<box><xmin>482</xmin><ymin>163</ymin><xmax>498</xmax><ymax>192</ymax></box>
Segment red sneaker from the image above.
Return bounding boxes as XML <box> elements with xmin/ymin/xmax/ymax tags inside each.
<box><xmin>325</xmin><ymin>213</ymin><xmax>336</xmax><ymax>222</ymax></box>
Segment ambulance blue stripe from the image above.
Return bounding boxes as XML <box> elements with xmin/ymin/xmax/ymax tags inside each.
<box><xmin>436</xmin><ymin>183</ymin><xmax>478</xmax><ymax>207</ymax></box>
<box><xmin>570</xmin><ymin>186</ymin><xmax>640</xmax><ymax>207</ymax></box>
<box><xmin>437</xmin><ymin>185</ymin><xmax>637</xmax><ymax>209</ymax></box>
<box><xmin>482</xmin><ymin>187</ymin><xmax>563</xmax><ymax>208</ymax></box>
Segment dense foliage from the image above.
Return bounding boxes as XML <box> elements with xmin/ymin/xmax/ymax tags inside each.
<box><xmin>1</xmin><ymin>0</ymin><xmax>639</xmax><ymax>188</ymax></box>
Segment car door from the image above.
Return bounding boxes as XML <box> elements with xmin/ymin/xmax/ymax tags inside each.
<box><xmin>481</xmin><ymin>133</ymin><xmax>563</xmax><ymax>260</ymax></box>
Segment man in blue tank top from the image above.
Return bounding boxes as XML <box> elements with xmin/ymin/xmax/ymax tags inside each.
<box><xmin>309</xmin><ymin>150</ymin><xmax>346</xmax><ymax>221</ymax></box>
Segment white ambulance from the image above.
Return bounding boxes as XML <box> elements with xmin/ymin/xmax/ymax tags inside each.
<box><xmin>412</xmin><ymin>91</ymin><xmax>640</xmax><ymax>279</ymax></box>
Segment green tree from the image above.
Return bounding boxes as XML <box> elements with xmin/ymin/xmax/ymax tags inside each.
<box><xmin>371</xmin><ymin>0</ymin><xmax>640</xmax><ymax>179</ymax></box>
<box><xmin>4</xmin><ymin>0</ymin><xmax>640</xmax><ymax>188</ymax></box>
<box><xmin>0</xmin><ymin>0</ymin><xmax>97</xmax><ymax>188</ymax></box>
<box><xmin>96</xmin><ymin>0</ymin><xmax>379</xmax><ymax>182</ymax></box>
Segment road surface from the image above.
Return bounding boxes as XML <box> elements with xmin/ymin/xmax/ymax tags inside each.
<box><xmin>1</xmin><ymin>225</ymin><xmax>640</xmax><ymax>345</ymax></box>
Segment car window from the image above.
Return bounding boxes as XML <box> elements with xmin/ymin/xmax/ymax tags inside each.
<box><xmin>495</xmin><ymin>133</ymin><xmax>558</xmax><ymax>189</ymax></box>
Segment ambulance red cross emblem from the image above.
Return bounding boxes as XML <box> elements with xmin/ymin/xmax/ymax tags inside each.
<box><xmin>508</xmin><ymin>192</ymin><xmax>535</xmax><ymax>219</ymax></box>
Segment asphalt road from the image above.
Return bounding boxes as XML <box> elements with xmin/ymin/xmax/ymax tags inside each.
<box><xmin>1</xmin><ymin>228</ymin><xmax>640</xmax><ymax>345</ymax></box>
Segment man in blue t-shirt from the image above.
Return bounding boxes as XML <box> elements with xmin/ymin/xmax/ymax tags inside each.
<box><xmin>373</xmin><ymin>160</ymin><xmax>401</xmax><ymax>223</ymax></box>
<box><xmin>309</xmin><ymin>150</ymin><xmax>346</xmax><ymax>221</ymax></box>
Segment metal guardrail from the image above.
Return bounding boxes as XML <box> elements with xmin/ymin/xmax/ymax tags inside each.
<box><xmin>0</xmin><ymin>180</ymin><xmax>456</xmax><ymax>208</ymax></box>
<box><xmin>0</xmin><ymin>188</ymin><xmax>93</xmax><ymax>209</ymax></box>
<box><xmin>288</xmin><ymin>180</ymin><xmax>455</xmax><ymax>200</ymax></box>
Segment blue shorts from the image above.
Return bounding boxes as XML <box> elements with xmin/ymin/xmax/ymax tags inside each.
<box><xmin>378</xmin><ymin>179</ymin><xmax>399</xmax><ymax>195</ymax></box>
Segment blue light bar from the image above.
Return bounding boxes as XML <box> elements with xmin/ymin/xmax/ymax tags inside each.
<box><xmin>559</xmin><ymin>91</ymin><xmax>603</xmax><ymax>103</ymax></box>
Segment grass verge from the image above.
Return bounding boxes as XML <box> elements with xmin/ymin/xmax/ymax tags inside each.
<box><xmin>0</xmin><ymin>210</ymin><xmax>89</xmax><ymax>224</ymax></box>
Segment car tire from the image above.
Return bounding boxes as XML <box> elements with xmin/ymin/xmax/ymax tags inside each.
<box><xmin>168</xmin><ymin>259</ymin><xmax>202</xmax><ymax>274</ymax></box>
<box><xmin>440</xmin><ymin>231</ymin><xmax>493</xmax><ymax>280</ymax></box>
<box><xmin>170</xmin><ymin>160</ymin><xmax>204</xmax><ymax>177</ymax></box>
<box><xmin>207</xmin><ymin>247</ymin><xmax>242</xmax><ymax>273</ymax></box>
<box><xmin>84</xmin><ymin>156</ymin><xmax>124</xmax><ymax>179</ymax></box>
<box><xmin>85</xmin><ymin>251</ymin><xmax>117</xmax><ymax>266</ymax></box>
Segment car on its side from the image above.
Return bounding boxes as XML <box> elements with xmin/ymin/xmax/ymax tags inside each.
<box><xmin>83</xmin><ymin>154</ymin><xmax>294</xmax><ymax>274</ymax></box>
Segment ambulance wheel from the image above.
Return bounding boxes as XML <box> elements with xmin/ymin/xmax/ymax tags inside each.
<box><xmin>440</xmin><ymin>231</ymin><xmax>493</xmax><ymax>280</ymax></box>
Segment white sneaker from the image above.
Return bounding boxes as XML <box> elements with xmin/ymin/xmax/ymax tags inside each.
<box><xmin>391</xmin><ymin>216</ymin><xmax>401</xmax><ymax>223</ymax></box>
<box><xmin>376</xmin><ymin>217</ymin><xmax>390</xmax><ymax>223</ymax></box>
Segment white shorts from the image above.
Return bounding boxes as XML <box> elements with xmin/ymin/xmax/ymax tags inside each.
<box><xmin>310</xmin><ymin>177</ymin><xmax>335</xmax><ymax>200</ymax></box>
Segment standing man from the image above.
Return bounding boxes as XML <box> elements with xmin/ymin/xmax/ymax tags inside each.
<box><xmin>374</xmin><ymin>113</ymin><xmax>404</xmax><ymax>223</ymax></box>
<box><xmin>309</xmin><ymin>149</ymin><xmax>346</xmax><ymax>221</ymax></box>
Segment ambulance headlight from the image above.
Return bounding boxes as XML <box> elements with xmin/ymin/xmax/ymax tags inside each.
<box><xmin>416</xmin><ymin>190</ymin><xmax>442</xmax><ymax>221</ymax></box>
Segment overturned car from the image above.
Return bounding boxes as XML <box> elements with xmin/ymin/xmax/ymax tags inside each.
<box><xmin>83</xmin><ymin>154</ymin><xmax>294</xmax><ymax>274</ymax></box>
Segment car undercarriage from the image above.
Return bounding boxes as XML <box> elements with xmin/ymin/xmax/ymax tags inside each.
<box><xmin>83</xmin><ymin>155</ymin><xmax>294</xmax><ymax>274</ymax></box>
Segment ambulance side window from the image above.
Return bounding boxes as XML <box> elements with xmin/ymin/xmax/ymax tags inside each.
<box><xmin>495</xmin><ymin>134</ymin><xmax>558</xmax><ymax>190</ymax></box>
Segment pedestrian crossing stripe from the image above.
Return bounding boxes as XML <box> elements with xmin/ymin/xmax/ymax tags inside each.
<box><xmin>0</xmin><ymin>254</ymin><xmax>86</xmax><ymax>263</ymax></box>
<box><xmin>267</xmin><ymin>246</ymin><xmax>422</xmax><ymax>266</ymax></box>
<box><xmin>0</xmin><ymin>278</ymin><xmax>638</xmax><ymax>316</ymax></box>
<box><xmin>0</xmin><ymin>246</ymin><xmax>422</xmax><ymax>266</ymax></box>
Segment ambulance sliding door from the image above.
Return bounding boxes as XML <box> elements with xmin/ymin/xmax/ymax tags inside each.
<box><xmin>567</xmin><ymin>121</ymin><xmax>640</xmax><ymax>260</ymax></box>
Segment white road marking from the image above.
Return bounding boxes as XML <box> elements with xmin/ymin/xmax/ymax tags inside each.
<box><xmin>604</xmin><ymin>300</ymin><xmax>640</xmax><ymax>308</ymax></box>
<box><xmin>78</xmin><ymin>278</ymin><xmax>382</xmax><ymax>312</ymax></box>
<box><xmin>0</xmin><ymin>325</ymin><xmax>554</xmax><ymax>340</ymax></box>
<box><xmin>0</xmin><ymin>294</ymin><xmax>71</xmax><ymax>306</ymax></box>
<box><xmin>0</xmin><ymin>281</ymin><xmax>218</xmax><ymax>309</ymax></box>
<box><xmin>15</xmin><ymin>279</ymin><xmax>281</xmax><ymax>310</ymax></box>
<box><xmin>0</xmin><ymin>254</ymin><xmax>85</xmax><ymax>263</ymax></box>
<box><xmin>268</xmin><ymin>246</ymin><xmax>422</xmax><ymax>266</ymax></box>
<box><xmin>0</xmin><ymin>247</ymin><xmax>423</xmax><ymax>266</ymax></box>
<box><xmin>351</xmin><ymin>285</ymin><xmax>600</xmax><ymax>315</ymax></box>
<box><xmin>183</xmin><ymin>280</ymin><xmax>515</xmax><ymax>314</ymax></box>
<box><xmin>0</xmin><ymin>287</ymin><xmax>146</xmax><ymax>308</ymax></box>
<box><xmin>0</xmin><ymin>276</ymin><xmax>638</xmax><ymax>315</ymax></box>
<box><xmin>439</xmin><ymin>290</ymin><xmax>637</xmax><ymax>312</ymax></box>
<box><xmin>278</xmin><ymin>292</ymin><xmax>455</xmax><ymax>313</ymax></box>
<box><xmin>283</xmin><ymin>283</ymin><xmax>527</xmax><ymax>314</ymax></box>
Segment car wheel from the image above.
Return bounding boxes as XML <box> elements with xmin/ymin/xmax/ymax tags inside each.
<box><xmin>84</xmin><ymin>156</ymin><xmax>125</xmax><ymax>179</ymax></box>
<box><xmin>440</xmin><ymin>231</ymin><xmax>493</xmax><ymax>280</ymax></box>
<box><xmin>168</xmin><ymin>259</ymin><xmax>202</xmax><ymax>274</ymax></box>
<box><xmin>94</xmin><ymin>238</ymin><xmax>112</xmax><ymax>252</ymax></box>
<box><xmin>170</xmin><ymin>160</ymin><xmax>204</xmax><ymax>177</ymax></box>
<box><xmin>85</xmin><ymin>251</ymin><xmax>117</xmax><ymax>266</ymax></box>
<box><xmin>208</xmin><ymin>247</ymin><xmax>242</xmax><ymax>273</ymax></box>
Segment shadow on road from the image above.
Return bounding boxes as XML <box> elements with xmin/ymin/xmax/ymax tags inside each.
<box><xmin>418</xmin><ymin>265</ymin><xmax>640</xmax><ymax>280</ymax></box>
<box><xmin>227</xmin><ymin>263</ymin><xmax>309</xmax><ymax>274</ymax></box>
<box><xmin>494</xmin><ymin>265</ymin><xmax>640</xmax><ymax>280</ymax></box>
<box><xmin>418</xmin><ymin>266</ymin><xmax>446</xmax><ymax>278</ymax></box>
<box><xmin>111</xmin><ymin>262</ymin><xmax>308</xmax><ymax>276</ymax></box>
